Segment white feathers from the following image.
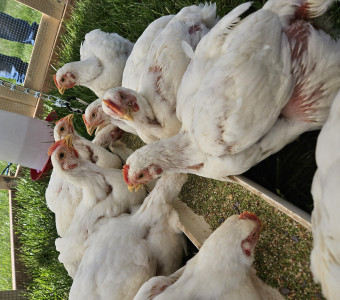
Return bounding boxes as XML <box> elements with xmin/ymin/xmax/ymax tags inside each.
<box><xmin>102</xmin><ymin>4</ymin><xmax>219</xmax><ymax>143</ymax></box>
<box><xmin>134</xmin><ymin>213</ymin><xmax>283</xmax><ymax>300</ymax></box>
<box><xmin>310</xmin><ymin>90</ymin><xmax>340</xmax><ymax>300</ymax></box>
<box><xmin>55</xmin><ymin>29</ymin><xmax>133</xmax><ymax>97</ymax></box>
<box><xmin>125</xmin><ymin>0</ymin><xmax>340</xmax><ymax>183</ymax></box>
<box><xmin>47</xmin><ymin>1</ymin><xmax>340</xmax><ymax>299</ymax></box>
<box><xmin>68</xmin><ymin>173</ymin><xmax>187</xmax><ymax>300</ymax></box>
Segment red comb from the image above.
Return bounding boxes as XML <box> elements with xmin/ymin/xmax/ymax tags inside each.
<box><xmin>239</xmin><ymin>212</ymin><xmax>261</xmax><ymax>223</ymax></box>
<box><xmin>53</xmin><ymin>74</ymin><xmax>59</xmax><ymax>88</ymax></box>
<box><xmin>122</xmin><ymin>164</ymin><xmax>130</xmax><ymax>184</ymax></box>
<box><xmin>82</xmin><ymin>114</ymin><xmax>88</xmax><ymax>126</ymax></box>
<box><xmin>48</xmin><ymin>139</ymin><xmax>65</xmax><ymax>156</ymax></box>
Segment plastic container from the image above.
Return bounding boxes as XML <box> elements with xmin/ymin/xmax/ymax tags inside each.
<box><xmin>0</xmin><ymin>109</ymin><xmax>54</xmax><ymax>172</ymax></box>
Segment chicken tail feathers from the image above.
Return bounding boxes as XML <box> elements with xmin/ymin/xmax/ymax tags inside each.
<box><xmin>263</xmin><ymin>0</ymin><xmax>334</xmax><ymax>26</ymax></box>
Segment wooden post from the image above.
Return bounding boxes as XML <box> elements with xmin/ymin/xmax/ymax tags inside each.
<box><xmin>0</xmin><ymin>175</ymin><xmax>17</xmax><ymax>190</ymax></box>
<box><xmin>15</xmin><ymin>0</ymin><xmax>65</xmax><ymax>20</ymax></box>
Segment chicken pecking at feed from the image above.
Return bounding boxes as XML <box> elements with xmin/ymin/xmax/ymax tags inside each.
<box><xmin>134</xmin><ymin>212</ymin><xmax>284</xmax><ymax>300</ymax></box>
<box><xmin>101</xmin><ymin>3</ymin><xmax>219</xmax><ymax>143</ymax></box>
<box><xmin>68</xmin><ymin>172</ymin><xmax>188</xmax><ymax>300</ymax></box>
<box><xmin>123</xmin><ymin>0</ymin><xmax>340</xmax><ymax>189</ymax></box>
<box><xmin>310</xmin><ymin>89</ymin><xmax>340</xmax><ymax>300</ymax></box>
<box><xmin>54</xmin><ymin>29</ymin><xmax>133</xmax><ymax>97</ymax></box>
<box><xmin>48</xmin><ymin>135</ymin><xmax>146</xmax><ymax>277</ymax></box>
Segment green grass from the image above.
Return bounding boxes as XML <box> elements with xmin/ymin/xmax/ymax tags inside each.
<box><xmin>15</xmin><ymin>170</ymin><xmax>71</xmax><ymax>299</ymax></box>
<box><xmin>179</xmin><ymin>175</ymin><xmax>322</xmax><ymax>299</ymax></box>
<box><xmin>0</xmin><ymin>0</ymin><xmax>41</xmax><ymax>84</ymax></box>
<box><xmin>11</xmin><ymin>0</ymin><xmax>340</xmax><ymax>299</ymax></box>
<box><xmin>0</xmin><ymin>189</ymin><xmax>11</xmax><ymax>290</ymax></box>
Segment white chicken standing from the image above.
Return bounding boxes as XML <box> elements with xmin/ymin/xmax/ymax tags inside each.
<box><xmin>123</xmin><ymin>0</ymin><xmax>340</xmax><ymax>189</ymax></box>
<box><xmin>134</xmin><ymin>212</ymin><xmax>283</xmax><ymax>300</ymax></box>
<box><xmin>101</xmin><ymin>4</ymin><xmax>218</xmax><ymax>143</ymax></box>
<box><xmin>48</xmin><ymin>135</ymin><xmax>147</xmax><ymax>277</ymax></box>
<box><xmin>54</xmin><ymin>29</ymin><xmax>133</xmax><ymax>97</ymax></box>
<box><xmin>82</xmin><ymin>15</ymin><xmax>174</xmax><ymax>136</ymax></box>
<box><xmin>310</xmin><ymin>89</ymin><xmax>340</xmax><ymax>300</ymax></box>
<box><xmin>68</xmin><ymin>172</ymin><xmax>187</xmax><ymax>300</ymax></box>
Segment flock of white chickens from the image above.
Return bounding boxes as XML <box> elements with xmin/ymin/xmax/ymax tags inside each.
<box><xmin>46</xmin><ymin>0</ymin><xmax>340</xmax><ymax>299</ymax></box>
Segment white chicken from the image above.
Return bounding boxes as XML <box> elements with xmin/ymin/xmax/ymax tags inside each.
<box><xmin>45</xmin><ymin>168</ymin><xmax>83</xmax><ymax>238</ymax></box>
<box><xmin>54</xmin><ymin>29</ymin><xmax>133</xmax><ymax>97</ymax></box>
<box><xmin>54</xmin><ymin>114</ymin><xmax>123</xmax><ymax>168</ymax></box>
<box><xmin>83</xmin><ymin>98</ymin><xmax>139</xmax><ymax>136</ymax></box>
<box><xmin>91</xmin><ymin>122</ymin><xmax>123</xmax><ymax>148</ymax></box>
<box><xmin>310</xmin><ymin>89</ymin><xmax>340</xmax><ymax>300</ymax></box>
<box><xmin>46</xmin><ymin>114</ymin><xmax>82</xmax><ymax>237</ymax></box>
<box><xmin>123</xmin><ymin>0</ymin><xmax>340</xmax><ymax>188</ymax></box>
<box><xmin>82</xmin><ymin>15</ymin><xmax>174</xmax><ymax>137</ymax></box>
<box><xmin>101</xmin><ymin>4</ymin><xmax>218</xmax><ymax>143</ymax></box>
<box><xmin>134</xmin><ymin>212</ymin><xmax>283</xmax><ymax>300</ymax></box>
<box><xmin>46</xmin><ymin>114</ymin><xmax>129</xmax><ymax>236</ymax></box>
<box><xmin>48</xmin><ymin>135</ymin><xmax>146</xmax><ymax>277</ymax></box>
<box><xmin>91</xmin><ymin>121</ymin><xmax>134</xmax><ymax>163</ymax></box>
<box><xmin>68</xmin><ymin>172</ymin><xmax>187</xmax><ymax>300</ymax></box>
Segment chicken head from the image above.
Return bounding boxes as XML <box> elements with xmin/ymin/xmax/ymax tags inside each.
<box><xmin>123</xmin><ymin>163</ymin><xmax>162</xmax><ymax>192</ymax></box>
<box><xmin>48</xmin><ymin>134</ymin><xmax>81</xmax><ymax>171</ymax></box>
<box><xmin>83</xmin><ymin>99</ymin><xmax>108</xmax><ymax>135</ymax></box>
<box><xmin>54</xmin><ymin>114</ymin><xmax>75</xmax><ymax>141</ymax></box>
<box><xmin>54</xmin><ymin>68</ymin><xmax>76</xmax><ymax>95</ymax></box>
<box><xmin>102</xmin><ymin>87</ymin><xmax>140</xmax><ymax>121</ymax></box>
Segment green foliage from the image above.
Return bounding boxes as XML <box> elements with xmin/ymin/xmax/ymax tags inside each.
<box><xmin>14</xmin><ymin>169</ymin><xmax>71</xmax><ymax>299</ymax></box>
<box><xmin>0</xmin><ymin>189</ymin><xmax>11</xmax><ymax>290</ymax></box>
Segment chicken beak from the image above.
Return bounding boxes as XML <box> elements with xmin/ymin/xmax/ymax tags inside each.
<box><xmin>122</xmin><ymin>107</ymin><xmax>134</xmax><ymax>121</ymax></box>
<box><xmin>58</xmin><ymin>86</ymin><xmax>66</xmax><ymax>95</ymax></box>
<box><xmin>65</xmin><ymin>114</ymin><xmax>74</xmax><ymax>125</ymax></box>
<box><xmin>127</xmin><ymin>183</ymin><xmax>143</xmax><ymax>192</ymax></box>
<box><xmin>86</xmin><ymin>124</ymin><xmax>96</xmax><ymax>136</ymax></box>
<box><xmin>64</xmin><ymin>134</ymin><xmax>74</xmax><ymax>151</ymax></box>
<box><xmin>82</xmin><ymin>115</ymin><xmax>96</xmax><ymax>136</ymax></box>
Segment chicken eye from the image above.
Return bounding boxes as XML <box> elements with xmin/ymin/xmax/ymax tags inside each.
<box><xmin>60</xmin><ymin>126</ymin><xmax>64</xmax><ymax>132</ymax></box>
<box><xmin>59</xmin><ymin>152</ymin><xmax>65</xmax><ymax>159</ymax></box>
<box><xmin>138</xmin><ymin>173</ymin><xmax>144</xmax><ymax>179</ymax></box>
<box><xmin>61</xmin><ymin>77</ymin><xmax>65</xmax><ymax>82</ymax></box>
<box><xmin>91</xmin><ymin>112</ymin><xmax>96</xmax><ymax>118</ymax></box>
